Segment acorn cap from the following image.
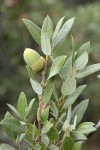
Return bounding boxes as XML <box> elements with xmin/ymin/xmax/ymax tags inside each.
<box><xmin>32</xmin><ymin>57</ymin><xmax>45</xmax><ymax>73</ymax></box>
<box><xmin>23</xmin><ymin>48</ymin><xmax>40</xmax><ymax>66</ymax></box>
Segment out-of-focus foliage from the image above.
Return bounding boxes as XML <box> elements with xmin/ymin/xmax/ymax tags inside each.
<box><xmin>0</xmin><ymin>0</ymin><xmax>100</xmax><ymax>148</ymax></box>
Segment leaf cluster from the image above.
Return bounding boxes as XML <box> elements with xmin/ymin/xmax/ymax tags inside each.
<box><xmin>0</xmin><ymin>15</ymin><xmax>100</xmax><ymax>150</ymax></box>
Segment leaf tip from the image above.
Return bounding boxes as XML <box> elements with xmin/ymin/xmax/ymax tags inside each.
<box><xmin>22</xmin><ymin>18</ymin><xmax>27</xmax><ymax>22</ymax></box>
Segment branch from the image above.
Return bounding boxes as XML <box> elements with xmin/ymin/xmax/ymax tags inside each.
<box><xmin>38</xmin><ymin>55</ymin><xmax>48</xmax><ymax>144</ymax></box>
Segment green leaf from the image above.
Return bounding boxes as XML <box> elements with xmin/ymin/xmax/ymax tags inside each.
<box><xmin>61</xmin><ymin>77</ymin><xmax>76</xmax><ymax>95</ymax></box>
<box><xmin>63</xmin><ymin>107</ymin><xmax>71</xmax><ymax>131</ymax></box>
<box><xmin>41</xmin><ymin>30</ymin><xmax>52</xmax><ymax>55</ymax></box>
<box><xmin>52</xmin><ymin>17</ymin><xmax>65</xmax><ymax>42</ymax></box>
<box><xmin>41</xmin><ymin>142</ymin><xmax>47</xmax><ymax>150</ymax></box>
<box><xmin>43</xmin><ymin>78</ymin><xmax>54</xmax><ymax>103</ymax></box>
<box><xmin>60</xmin><ymin>56</ymin><xmax>72</xmax><ymax>80</ymax></box>
<box><xmin>50</xmin><ymin>100</ymin><xmax>58</xmax><ymax>117</ymax></box>
<box><xmin>23</xmin><ymin>19</ymin><xmax>41</xmax><ymax>44</ymax></box>
<box><xmin>41</xmin><ymin>106</ymin><xmax>49</xmax><ymax>124</ymax></box>
<box><xmin>71</xmin><ymin>99</ymin><xmax>89</xmax><ymax>125</ymax></box>
<box><xmin>42</xmin><ymin>121</ymin><xmax>53</xmax><ymax>134</ymax></box>
<box><xmin>34</xmin><ymin>144</ymin><xmax>41</xmax><ymax>150</ymax></box>
<box><xmin>7</xmin><ymin>104</ymin><xmax>21</xmax><ymax>119</ymax></box>
<box><xmin>41</xmin><ymin>135</ymin><xmax>50</xmax><ymax>147</ymax></box>
<box><xmin>47</xmin><ymin>127</ymin><xmax>59</xmax><ymax>142</ymax></box>
<box><xmin>75</xmin><ymin>41</ymin><xmax>90</xmax><ymax>59</ymax></box>
<box><xmin>78</xmin><ymin>122</ymin><xmax>95</xmax><ymax>126</ymax></box>
<box><xmin>58</xmin><ymin>113</ymin><xmax>66</xmax><ymax>124</ymax></box>
<box><xmin>24</xmin><ymin>147</ymin><xmax>31</xmax><ymax>150</ymax></box>
<box><xmin>4</xmin><ymin>112</ymin><xmax>14</xmax><ymax>119</ymax></box>
<box><xmin>27</xmin><ymin>123</ymin><xmax>38</xmax><ymax>140</ymax></box>
<box><xmin>52</xmin><ymin>17</ymin><xmax>75</xmax><ymax>49</ymax></box>
<box><xmin>26</xmin><ymin>66</ymin><xmax>35</xmax><ymax>80</ymax></box>
<box><xmin>42</xmin><ymin>15</ymin><xmax>53</xmax><ymax>40</ymax></box>
<box><xmin>62</xmin><ymin>136</ymin><xmax>74</xmax><ymax>150</ymax></box>
<box><xmin>70</xmin><ymin>115</ymin><xmax>77</xmax><ymax>130</ymax></box>
<box><xmin>49</xmin><ymin>145</ymin><xmax>60</xmax><ymax>150</ymax></box>
<box><xmin>1</xmin><ymin>118</ymin><xmax>25</xmax><ymax>133</ymax></box>
<box><xmin>48</xmin><ymin>56</ymin><xmax>67</xmax><ymax>79</ymax></box>
<box><xmin>77</xmin><ymin>122</ymin><xmax>96</xmax><ymax>135</ymax></box>
<box><xmin>76</xmin><ymin>63</ymin><xmax>100</xmax><ymax>78</ymax></box>
<box><xmin>71</xmin><ymin>131</ymin><xmax>87</xmax><ymax>141</ymax></box>
<box><xmin>73</xmin><ymin>52</ymin><xmax>88</xmax><ymax>70</ymax></box>
<box><xmin>72</xmin><ymin>141</ymin><xmax>82</xmax><ymax>150</ymax></box>
<box><xmin>17</xmin><ymin>92</ymin><xmax>27</xmax><ymax>120</ymax></box>
<box><xmin>5</xmin><ymin>126</ymin><xmax>17</xmax><ymax>140</ymax></box>
<box><xmin>16</xmin><ymin>133</ymin><xmax>25</xmax><ymax>144</ymax></box>
<box><xmin>0</xmin><ymin>144</ymin><xmax>15</xmax><ymax>150</ymax></box>
<box><xmin>25</xmin><ymin>98</ymin><xmax>35</xmax><ymax>118</ymax></box>
<box><xmin>32</xmin><ymin>125</ymin><xmax>39</xmax><ymax>139</ymax></box>
<box><xmin>30</xmin><ymin>78</ymin><xmax>42</xmax><ymax>95</ymax></box>
<box><xmin>53</xmin><ymin>87</ymin><xmax>59</xmax><ymax>101</ymax></box>
<box><xmin>63</xmin><ymin>85</ymin><xmax>87</xmax><ymax>110</ymax></box>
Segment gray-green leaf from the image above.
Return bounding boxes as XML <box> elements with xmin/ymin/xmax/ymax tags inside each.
<box><xmin>41</xmin><ymin>31</ymin><xmax>52</xmax><ymax>55</ymax></box>
<box><xmin>25</xmin><ymin>98</ymin><xmax>35</xmax><ymax>118</ymax></box>
<box><xmin>34</xmin><ymin>144</ymin><xmax>41</xmax><ymax>150</ymax></box>
<box><xmin>4</xmin><ymin>112</ymin><xmax>14</xmax><ymax>119</ymax></box>
<box><xmin>1</xmin><ymin>118</ymin><xmax>25</xmax><ymax>133</ymax></box>
<box><xmin>43</xmin><ymin>78</ymin><xmax>54</xmax><ymax>103</ymax></box>
<box><xmin>5</xmin><ymin>126</ymin><xmax>16</xmax><ymax>140</ymax></box>
<box><xmin>60</xmin><ymin>56</ymin><xmax>72</xmax><ymax>80</ymax></box>
<box><xmin>7</xmin><ymin>104</ymin><xmax>21</xmax><ymax>119</ymax></box>
<box><xmin>63</xmin><ymin>107</ymin><xmax>71</xmax><ymax>131</ymax></box>
<box><xmin>48</xmin><ymin>56</ymin><xmax>67</xmax><ymax>79</ymax></box>
<box><xmin>71</xmin><ymin>99</ymin><xmax>89</xmax><ymax>125</ymax></box>
<box><xmin>71</xmin><ymin>131</ymin><xmax>87</xmax><ymax>141</ymax></box>
<box><xmin>50</xmin><ymin>100</ymin><xmax>58</xmax><ymax>117</ymax></box>
<box><xmin>61</xmin><ymin>77</ymin><xmax>76</xmax><ymax>95</ymax></box>
<box><xmin>42</xmin><ymin>121</ymin><xmax>53</xmax><ymax>134</ymax></box>
<box><xmin>17</xmin><ymin>92</ymin><xmax>27</xmax><ymax>120</ymax></box>
<box><xmin>74</xmin><ymin>52</ymin><xmax>88</xmax><ymax>70</ymax></box>
<box><xmin>53</xmin><ymin>87</ymin><xmax>59</xmax><ymax>101</ymax></box>
<box><xmin>0</xmin><ymin>144</ymin><xmax>15</xmax><ymax>150</ymax></box>
<box><xmin>76</xmin><ymin>63</ymin><xmax>100</xmax><ymax>78</ymax></box>
<box><xmin>41</xmin><ymin>135</ymin><xmax>50</xmax><ymax>147</ymax></box>
<box><xmin>72</xmin><ymin>141</ymin><xmax>82</xmax><ymax>150</ymax></box>
<box><xmin>52</xmin><ymin>17</ymin><xmax>65</xmax><ymax>42</ymax></box>
<box><xmin>77</xmin><ymin>122</ymin><xmax>96</xmax><ymax>135</ymax></box>
<box><xmin>30</xmin><ymin>78</ymin><xmax>42</xmax><ymax>95</ymax></box>
<box><xmin>63</xmin><ymin>85</ymin><xmax>87</xmax><ymax>110</ymax></box>
<box><xmin>41</xmin><ymin>106</ymin><xmax>49</xmax><ymax>123</ymax></box>
<box><xmin>52</xmin><ymin>17</ymin><xmax>75</xmax><ymax>49</ymax></box>
<box><xmin>42</xmin><ymin>15</ymin><xmax>53</xmax><ymax>40</ymax></box>
<box><xmin>23</xmin><ymin>19</ymin><xmax>41</xmax><ymax>44</ymax></box>
<box><xmin>75</xmin><ymin>41</ymin><xmax>90</xmax><ymax>59</ymax></box>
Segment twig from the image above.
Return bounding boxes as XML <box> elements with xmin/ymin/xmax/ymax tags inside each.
<box><xmin>18</xmin><ymin>144</ymin><xmax>20</xmax><ymax>150</ymax></box>
<box><xmin>59</xmin><ymin>132</ymin><xmax>66</xmax><ymax>150</ymax></box>
<box><xmin>38</xmin><ymin>55</ymin><xmax>48</xmax><ymax>144</ymax></box>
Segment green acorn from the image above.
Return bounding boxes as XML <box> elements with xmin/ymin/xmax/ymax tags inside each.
<box><xmin>24</xmin><ymin>48</ymin><xmax>45</xmax><ymax>73</ymax></box>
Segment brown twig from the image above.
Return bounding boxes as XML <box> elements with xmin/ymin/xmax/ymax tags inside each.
<box><xmin>17</xmin><ymin>144</ymin><xmax>20</xmax><ymax>150</ymax></box>
<box><xmin>38</xmin><ymin>55</ymin><xmax>48</xmax><ymax>144</ymax></box>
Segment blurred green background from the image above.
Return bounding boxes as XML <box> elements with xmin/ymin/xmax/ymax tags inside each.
<box><xmin>0</xmin><ymin>0</ymin><xmax>100</xmax><ymax>149</ymax></box>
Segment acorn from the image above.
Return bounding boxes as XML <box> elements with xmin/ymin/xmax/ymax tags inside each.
<box><xmin>24</xmin><ymin>48</ymin><xmax>45</xmax><ymax>73</ymax></box>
